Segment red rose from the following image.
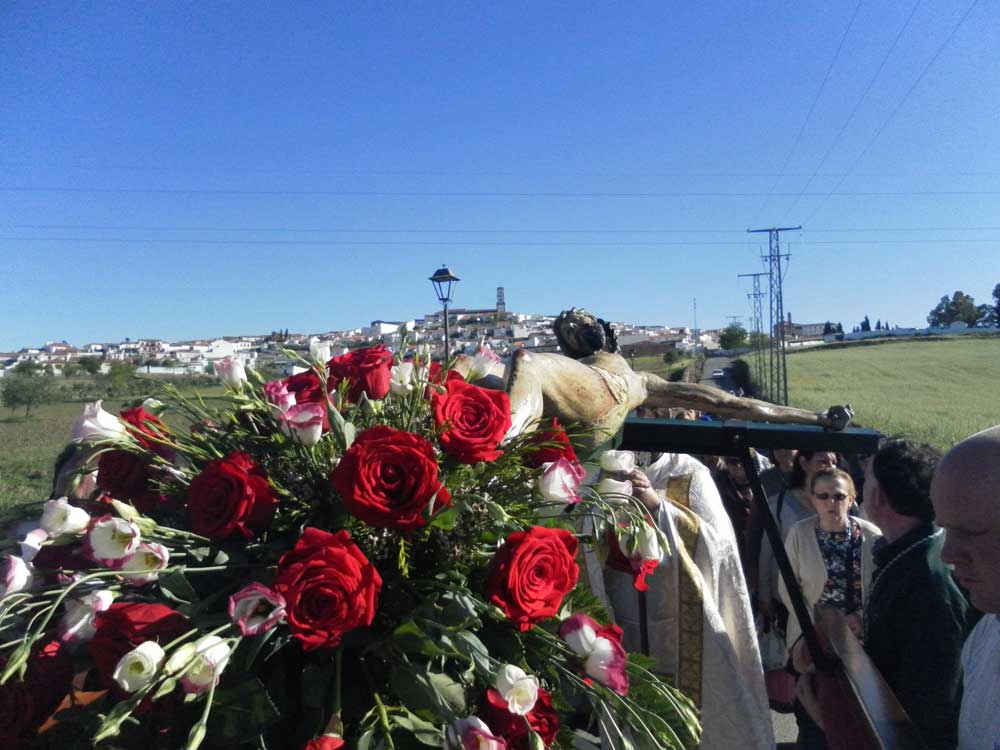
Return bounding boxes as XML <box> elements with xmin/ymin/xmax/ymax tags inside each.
<box><xmin>283</xmin><ymin>370</ymin><xmax>327</xmax><ymax>405</ymax></box>
<box><xmin>432</xmin><ymin>378</ymin><xmax>511</xmax><ymax>463</ymax></box>
<box><xmin>119</xmin><ymin>407</ymin><xmax>171</xmax><ymax>457</ymax></box>
<box><xmin>96</xmin><ymin>449</ymin><xmax>163</xmax><ymax>512</ymax></box>
<box><xmin>524</xmin><ymin>418</ymin><xmax>578</xmax><ymax>468</ymax></box>
<box><xmin>188</xmin><ymin>452</ymin><xmax>278</xmax><ymax>540</ymax></box>
<box><xmin>479</xmin><ymin>687</ymin><xmax>560</xmax><ymax>750</ymax></box>
<box><xmin>0</xmin><ymin>639</ymin><xmax>73</xmax><ymax>748</ymax></box>
<box><xmin>274</xmin><ymin>528</ymin><xmax>382</xmax><ymax>651</ymax></box>
<box><xmin>304</xmin><ymin>736</ymin><xmax>345</xmax><ymax>750</ymax></box>
<box><xmin>327</xmin><ymin>345</ymin><xmax>394</xmax><ymax>402</ymax></box>
<box><xmin>485</xmin><ymin>526</ymin><xmax>579</xmax><ymax>631</ymax></box>
<box><xmin>331</xmin><ymin>426</ymin><xmax>451</xmax><ymax>533</ymax></box>
<box><xmin>89</xmin><ymin>602</ymin><xmax>190</xmax><ymax>688</ymax></box>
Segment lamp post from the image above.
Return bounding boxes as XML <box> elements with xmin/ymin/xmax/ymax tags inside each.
<box><xmin>429</xmin><ymin>266</ymin><xmax>460</xmax><ymax>361</ymax></box>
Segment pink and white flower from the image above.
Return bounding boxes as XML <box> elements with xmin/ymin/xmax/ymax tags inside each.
<box><xmin>467</xmin><ymin>344</ymin><xmax>502</xmax><ymax>381</ymax></box>
<box><xmin>228</xmin><ymin>582</ymin><xmax>287</xmax><ymax>636</ymax></box>
<box><xmin>19</xmin><ymin>527</ymin><xmax>49</xmax><ymax>563</ymax></box>
<box><xmin>0</xmin><ymin>554</ymin><xmax>34</xmax><ymax>598</ymax></box>
<box><xmin>559</xmin><ymin>614</ymin><xmax>629</xmax><ymax>695</ymax></box>
<box><xmin>281</xmin><ymin>402</ymin><xmax>326</xmax><ymax>447</ymax></box>
<box><xmin>215</xmin><ymin>357</ymin><xmax>248</xmax><ymax>389</ymax></box>
<box><xmin>264</xmin><ymin>379</ymin><xmax>296</xmax><ymax>412</ymax></box>
<box><xmin>40</xmin><ymin>497</ymin><xmax>91</xmax><ymax>537</ymax></box>
<box><xmin>493</xmin><ymin>664</ymin><xmax>539</xmax><ymax>715</ymax></box>
<box><xmin>113</xmin><ymin>640</ymin><xmax>165</xmax><ymax>692</ymax></box>
<box><xmin>71</xmin><ymin>400</ymin><xmax>126</xmax><ymax>443</ymax></box>
<box><xmin>445</xmin><ymin>717</ymin><xmax>507</xmax><ymax>750</ymax></box>
<box><xmin>120</xmin><ymin>542</ymin><xmax>170</xmax><ymax>584</ymax></box>
<box><xmin>165</xmin><ymin>635</ymin><xmax>232</xmax><ymax>694</ymax></box>
<box><xmin>59</xmin><ymin>589</ymin><xmax>115</xmax><ymax>642</ymax></box>
<box><xmin>537</xmin><ymin>458</ymin><xmax>587</xmax><ymax>505</ymax></box>
<box><xmin>84</xmin><ymin>515</ymin><xmax>141</xmax><ymax>568</ymax></box>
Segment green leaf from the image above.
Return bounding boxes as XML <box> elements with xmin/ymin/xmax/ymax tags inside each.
<box><xmin>428</xmin><ymin>503</ymin><xmax>459</xmax><ymax>531</ymax></box>
<box><xmin>449</xmin><ymin>630</ymin><xmax>493</xmax><ymax>678</ymax></box>
<box><xmin>158</xmin><ymin>569</ymin><xmax>198</xmax><ymax>603</ymax></box>
<box><xmin>389</xmin><ymin>665</ymin><xmax>466</xmax><ymax>721</ymax></box>
<box><xmin>392</xmin><ymin>620</ymin><xmax>447</xmax><ymax>658</ymax></box>
<box><xmin>391</xmin><ymin>709</ymin><xmax>444</xmax><ymax>747</ymax></box>
<box><xmin>206</xmin><ymin>675</ymin><xmax>280</xmax><ymax>743</ymax></box>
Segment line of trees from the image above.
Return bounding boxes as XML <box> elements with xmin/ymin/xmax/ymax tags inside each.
<box><xmin>927</xmin><ymin>285</ymin><xmax>1000</xmax><ymax>328</ymax></box>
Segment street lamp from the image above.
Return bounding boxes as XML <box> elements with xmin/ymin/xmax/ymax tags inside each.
<box><xmin>429</xmin><ymin>266</ymin><xmax>460</xmax><ymax>361</ymax></box>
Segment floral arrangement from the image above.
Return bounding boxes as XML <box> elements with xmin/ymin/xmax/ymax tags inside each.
<box><xmin>0</xmin><ymin>344</ymin><xmax>700</xmax><ymax>750</ymax></box>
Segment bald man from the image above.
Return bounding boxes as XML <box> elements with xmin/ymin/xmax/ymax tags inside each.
<box><xmin>931</xmin><ymin>426</ymin><xmax>1000</xmax><ymax>750</ymax></box>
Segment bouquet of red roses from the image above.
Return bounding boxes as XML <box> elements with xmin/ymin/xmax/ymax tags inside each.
<box><xmin>0</xmin><ymin>345</ymin><xmax>699</xmax><ymax>750</ymax></box>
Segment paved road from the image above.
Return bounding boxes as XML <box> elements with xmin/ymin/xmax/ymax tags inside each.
<box><xmin>700</xmin><ymin>355</ymin><xmax>736</xmax><ymax>392</ymax></box>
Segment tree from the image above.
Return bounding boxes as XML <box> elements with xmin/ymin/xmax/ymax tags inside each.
<box><xmin>822</xmin><ymin>321</ymin><xmax>834</xmax><ymax>335</ymax></box>
<box><xmin>748</xmin><ymin>331</ymin><xmax>771</xmax><ymax>349</ymax></box>
<box><xmin>78</xmin><ymin>356</ymin><xmax>102</xmax><ymax>375</ymax></box>
<box><xmin>861</xmin><ymin>316</ymin><xmax>872</xmax><ymax>332</ymax></box>
<box><xmin>976</xmin><ymin>304</ymin><xmax>997</xmax><ymax>327</ymax></box>
<box><xmin>836</xmin><ymin>322</ymin><xmax>844</xmax><ymax>334</ymax></box>
<box><xmin>2</xmin><ymin>374</ymin><xmax>53</xmax><ymax>417</ymax></box>
<box><xmin>927</xmin><ymin>290</ymin><xmax>979</xmax><ymax>327</ymax></box>
<box><xmin>719</xmin><ymin>324</ymin><xmax>749</xmax><ymax>350</ymax></box>
<box><xmin>994</xmin><ymin>283</ymin><xmax>1000</xmax><ymax>323</ymax></box>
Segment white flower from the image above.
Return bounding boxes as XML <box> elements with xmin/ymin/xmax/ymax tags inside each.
<box><xmin>171</xmin><ymin>635</ymin><xmax>232</xmax><ymax>694</ymax></box>
<box><xmin>537</xmin><ymin>458</ymin><xmax>587</xmax><ymax>504</ymax></box>
<box><xmin>59</xmin><ymin>589</ymin><xmax>115</xmax><ymax>643</ymax></box>
<box><xmin>19</xmin><ymin>528</ymin><xmax>49</xmax><ymax>563</ymax></box>
<box><xmin>113</xmin><ymin>640</ymin><xmax>165</xmax><ymax>692</ymax></box>
<box><xmin>1</xmin><ymin>555</ymin><xmax>34</xmax><ymax>598</ymax></box>
<box><xmin>389</xmin><ymin>362</ymin><xmax>416</xmax><ymax>395</ymax></box>
<box><xmin>120</xmin><ymin>542</ymin><xmax>170</xmax><ymax>584</ymax></box>
<box><xmin>141</xmin><ymin>397</ymin><xmax>164</xmax><ymax>413</ymax></box>
<box><xmin>624</xmin><ymin>523</ymin><xmax>662</xmax><ymax>563</ymax></box>
<box><xmin>561</xmin><ymin>615</ymin><xmax>599</xmax><ymax>658</ymax></box>
<box><xmin>85</xmin><ymin>517</ymin><xmax>141</xmax><ymax>567</ymax></box>
<box><xmin>310</xmin><ymin>339</ymin><xmax>332</xmax><ymax>363</ymax></box>
<box><xmin>599</xmin><ymin>450</ymin><xmax>635</xmax><ymax>474</ymax></box>
<box><xmin>71</xmin><ymin>400</ymin><xmax>125</xmax><ymax>443</ymax></box>
<box><xmin>40</xmin><ymin>497</ymin><xmax>91</xmax><ymax>537</ymax></box>
<box><xmin>494</xmin><ymin>664</ymin><xmax>539</xmax><ymax>715</ymax></box>
<box><xmin>467</xmin><ymin>344</ymin><xmax>502</xmax><ymax>381</ymax></box>
<box><xmin>595</xmin><ymin>476</ymin><xmax>633</xmax><ymax>501</ymax></box>
<box><xmin>215</xmin><ymin>356</ymin><xmax>247</xmax><ymax>388</ymax></box>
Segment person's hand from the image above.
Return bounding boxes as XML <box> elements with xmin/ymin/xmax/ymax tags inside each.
<box><xmin>627</xmin><ymin>469</ymin><xmax>660</xmax><ymax>512</ymax></box>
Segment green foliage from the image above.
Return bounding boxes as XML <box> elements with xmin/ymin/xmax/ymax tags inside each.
<box><xmin>77</xmin><ymin>355</ymin><xmax>103</xmax><ymax>375</ymax></box>
<box><xmin>718</xmin><ymin>324</ymin><xmax>748</xmax><ymax>350</ymax></box>
<box><xmin>1</xmin><ymin>373</ymin><xmax>54</xmax><ymax>417</ymax></box>
<box><xmin>927</xmin><ymin>290</ymin><xmax>980</xmax><ymax>327</ymax></box>
<box><xmin>748</xmin><ymin>331</ymin><xmax>771</xmax><ymax>348</ymax></box>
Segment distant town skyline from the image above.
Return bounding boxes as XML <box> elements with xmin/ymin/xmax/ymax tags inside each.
<box><xmin>4</xmin><ymin>3</ymin><xmax>999</xmax><ymax>351</ymax></box>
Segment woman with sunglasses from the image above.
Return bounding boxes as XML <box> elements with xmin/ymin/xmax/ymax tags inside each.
<box><xmin>779</xmin><ymin>468</ymin><xmax>882</xmax><ymax>749</ymax></box>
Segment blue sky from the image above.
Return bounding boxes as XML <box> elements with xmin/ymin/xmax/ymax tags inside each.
<box><xmin>2</xmin><ymin>1</ymin><xmax>999</xmax><ymax>351</ymax></box>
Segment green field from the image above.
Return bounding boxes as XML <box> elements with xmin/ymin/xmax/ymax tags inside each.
<box><xmin>0</xmin><ymin>387</ymin><xmax>227</xmax><ymax>511</ymax></box>
<box><xmin>771</xmin><ymin>337</ymin><xmax>1000</xmax><ymax>451</ymax></box>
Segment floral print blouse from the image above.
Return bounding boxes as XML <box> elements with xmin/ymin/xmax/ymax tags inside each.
<box><xmin>815</xmin><ymin>517</ymin><xmax>863</xmax><ymax>614</ymax></box>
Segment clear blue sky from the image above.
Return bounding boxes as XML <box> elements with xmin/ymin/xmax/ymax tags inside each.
<box><xmin>2</xmin><ymin>2</ymin><xmax>999</xmax><ymax>351</ymax></box>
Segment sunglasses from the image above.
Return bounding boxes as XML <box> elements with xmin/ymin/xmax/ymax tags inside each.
<box><xmin>813</xmin><ymin>491</ymin><xmax>851</xmax><ymax>502</ymax></box>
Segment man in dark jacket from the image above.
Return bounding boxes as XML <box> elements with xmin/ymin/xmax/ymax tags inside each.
<box><xmin>861</xmin><ymin>438</ymin><xmax>972</xmax><ymax>750</ymax></box>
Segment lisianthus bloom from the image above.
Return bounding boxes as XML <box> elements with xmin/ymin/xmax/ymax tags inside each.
<box><xmin>264</xmin><ymin>379</ymin><xmax>297</xmax><ymax>412</ymax></box>
<box><xmin>467</xmin><ymin>344</ymin><xmax>502</xmax><ymax>381</ymax></box>
<box><xmin>19</xmin><ymin>528</ymin><xmax>48</xmax><ymax>562</ymax></box>
<box><xmin>120</xmin><ymin>542</ymin><xmax>170</xmax><ymax>584</ymax></box>
<box><xmin>600</xmin><ymin>450</ymin><xmax>635</xmax><ymax>475</ymax></box>
<box><xmin>446</xmin><ymin>717</ymin><xmax>507</xmax><ymax>750</ymax></box>
<box><xmin>595</xmin><ymin>476</ymin><xmax>633</xmax><ymax>500</ymax></box>
<box><xmin>112</xmin><ymin>640</ymin><xmax>165</xmax><ymax>693</ymax></box>
<box><xmin>59</xmin><ymin>589</ymin><xmax>116</xmax><ymax>643</ymax></box>
<box><xmin>40</xmin><ymin>497</ymin><xmax>91</xmax><ymax>537</ymax></box>
<box><xmin>389</xmin><ymin>362</ymin><xmax>416</xmax><ymax>395</ymax></box>
<box><xmin>537</xmin><ymin>458</ymin><xmax>586</xmax><ymax>505</ymax></box>
<box><xmin>605</xmin><ymin>521</ymin><xmax>660</xmax><ymax>592</ymax></box>
<box><xmin>559</xmin><ymin>613</ymin><xmax>629</xmax><ymax>695</ymax></box>
<box><xmin>494</xmin><ymin>664</ymin><xmax>539</xmax><ymax>715</ymax></box>
<box><xmin>71</xmin><ymin>400</ymin><xmax>125</xmax><ymax>443</ymax></box>
<box><xmin>84</xmin><ymin>516</ymin><xmax>141</xmax><ymax>568</ymax></box>
<box><xmin>478</xmin><ymin>687</ymin><xmax>560</xmax><ymax>750</ymax></box>
<box><xmin>215</xmin><ymin>356</ymin><xmax>248</xmax><ymax>389</ymax></box>
<box><xmin>1</xmin><ymin>554</ymin><xmax>34</xmax><ymax>597</ymax></box>
<box><xmin>281</xmin><ymin>402</ymin><xmax>326</xmax><ymax>447</ymax></box>
<box><xmin>228</xmin><ymin>582</ymin><xmax>286</xmax><ymax>636</ymax></box>
<box><xmin>90</xmin><ymin>602</ymin><xmax>190</xmax><ymax>689</ymax></box>
<box><xmin>164</xmin><ymin>635</ymin><xmax>231</xmax><ymax>694</ymax></box>
<box><xmin>309</xmin><ymin>339</ymin><xmax>332</xmax><ymax>363</ymax></box>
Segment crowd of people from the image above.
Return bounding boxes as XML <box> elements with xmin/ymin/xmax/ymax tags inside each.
<box><xmin>595</xmin><ymin>408</ymin><xmax>999</xmax><ymax>750</ymax></box>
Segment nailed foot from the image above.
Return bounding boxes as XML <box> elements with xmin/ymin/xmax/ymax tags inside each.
<box><xmin>824</xmin><ymin>404</ymin><xmax>854</xmax><ymax>431</ymax></box>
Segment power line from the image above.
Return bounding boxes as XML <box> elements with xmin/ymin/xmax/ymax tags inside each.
<box><xmin>3</xmin><ymin>186</ymin><xmax>1000</xmax><ymax>197</ymax></box>
<box><xmin>779</xmin><ymin>0</ymin><xmax>923</xmax><ymax>223</ymax></box>
<box><xmin>751</xmin><ymin>0</ymin><xmax>864</xmax><ymax>225</ymax></box>
<box><xmin>804</xmin><ymin>0</ymin><xmax>982</xmax><ymax>225</ymax></box>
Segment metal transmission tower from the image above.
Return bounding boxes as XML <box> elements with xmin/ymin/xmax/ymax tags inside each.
<box><xmin>747</xmin><ymin>226</ymin><xmax>799</xmax><ymax>405</ymax></box>
<box><xmin>738</xmin><ymin>272</ymin><xmax>768</xmax><ymax>399</ymax></box>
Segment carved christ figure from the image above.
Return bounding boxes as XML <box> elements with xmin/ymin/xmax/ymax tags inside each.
<box><xmin>459</xmin><ymin>308</ymin><xmax>852</xmax><ymax>454</ymax></box>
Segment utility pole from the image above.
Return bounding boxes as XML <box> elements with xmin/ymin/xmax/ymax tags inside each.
<box><xmin>725</xmin><ymin>315</ymin><xmax>744</xmax><ymax>326</ymax></box>
<box><xmin>738</xmin><ymin>272</ymin><xmax>768</xmax><ymax>400</ymax></box>
<box><xmin>747</xmin><ymin>226</ymin><xmax>799</xmax><ymax>405</ymax></box>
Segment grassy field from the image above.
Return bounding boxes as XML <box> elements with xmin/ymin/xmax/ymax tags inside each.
<box><xmin>0</xmin><ymin>387</ymin><xmax>227</xmax><ymax>511</ymax></box>
<box><xmin>769</xmin><ymin>337</ymin><xmax>1000</xmax><ymax>451</ymax></box>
